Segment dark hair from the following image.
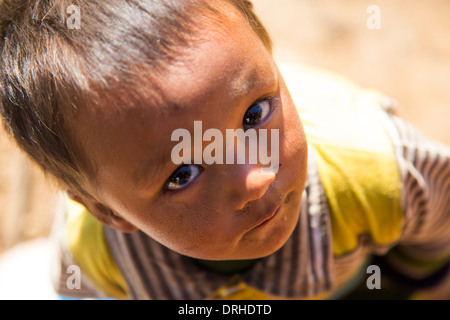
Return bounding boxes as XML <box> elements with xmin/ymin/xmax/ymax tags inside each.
<box><xmin>0</xmin><ymin>0</ymin><xmax>272</xmax><ymax>195</ymax></box>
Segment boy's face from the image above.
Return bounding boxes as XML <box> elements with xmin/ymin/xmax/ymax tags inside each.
<box><xmin>75</xmin><ymin>7</ymin><xmax>308</xmax><ymax>260</ymax></box>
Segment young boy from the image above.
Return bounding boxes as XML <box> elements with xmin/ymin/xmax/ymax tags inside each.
<box><xmin>1</xmin><ymin>0</ymin><xmax>449</xmax><ymax>299</ymax></box>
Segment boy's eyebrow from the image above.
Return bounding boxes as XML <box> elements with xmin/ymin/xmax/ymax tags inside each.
<box><xmin>231</xmin><ymin>67</ymin><xmax>260</xmax><ymax>101</ymax></box>
<box><xmin>132</xmin><ymin>152</ymin><xmax>169</xmax><ymax>190</ymax></box>
<box><xmin>229</xmin><ymin>64</ymin><xmax>278</xmax><ymax>106</ymax></box>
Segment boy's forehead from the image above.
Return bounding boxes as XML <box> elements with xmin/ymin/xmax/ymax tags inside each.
<box><xmin>157</xmin><ymin>15</ymin><xmax>274</xmax><ymax>111</ymax></box>
<box><xmin>73</xmin><ymin>2</ymin><xmax>276</xmax><ymax>186</ymax></box>
<box><xmin>79</xmin><ymin>5</ymin><xmax>271</xmax><ymax>121</ymax></box>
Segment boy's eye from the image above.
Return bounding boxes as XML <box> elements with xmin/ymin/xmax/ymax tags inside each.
<box><xmin>165</xmin><ymin>164</ymin><xmax>203</xmax><ymax>191</ymax></box>
<box><xmin>243</xmin><ymin>99</ymin><xmax>271</xmax><ymax>129</ymax></box>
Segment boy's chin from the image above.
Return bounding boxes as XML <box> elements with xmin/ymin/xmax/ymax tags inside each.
<box><xmin>199</xmin><ymin>229</ymin><xmax>297</xmax><ymax>261</ymax></box>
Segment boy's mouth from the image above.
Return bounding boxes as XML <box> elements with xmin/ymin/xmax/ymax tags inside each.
<box><xmin>249</xmin><ymin>189</ymin><xmax>296</xmax><ymax>231</ymax></box>
<box><xmin>254</xmin><ymin>205</ymin><xmax>282</xmax><ymax>229</ymax></box>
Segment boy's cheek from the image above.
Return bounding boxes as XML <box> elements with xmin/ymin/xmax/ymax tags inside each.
<box><xmin>143</xmin><ymin>217</ymin><xmax>237</xmax><ymax>259</ymax></box>
<box><xmin>135</xmin><ymin>203</ymin><xmax>224</xmax><ymax>241</ymax></box>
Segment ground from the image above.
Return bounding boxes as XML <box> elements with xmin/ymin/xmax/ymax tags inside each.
<box><xmin>1</xmin><ymin>0</ymin><xmax>449</xmax><ymax>255</ymax></box>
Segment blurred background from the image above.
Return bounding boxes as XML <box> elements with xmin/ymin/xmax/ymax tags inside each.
<box><xmin>0</xmin><ymin>0</ymin><xmax>449</xmax><ymax>297</ymax></box>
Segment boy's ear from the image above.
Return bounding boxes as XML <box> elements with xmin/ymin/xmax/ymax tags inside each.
<box><xmin>67</xmin><ymin>190</ymin><xmax>139</xmax><ymax>233</ymax></box>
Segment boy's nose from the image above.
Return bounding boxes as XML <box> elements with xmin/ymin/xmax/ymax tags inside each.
<box><xmin>233</xmin><ymin>167</ymin><xmax>276</xmax><ymax>211</ymax></box>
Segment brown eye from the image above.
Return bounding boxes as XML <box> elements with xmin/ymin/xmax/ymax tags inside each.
<box><xmin>243</xmin><ymin>100</ymin><xmax>271</xmax><ymax>129</ymax></box>
<box><xmin>165</xmin><ymin>164</ymin><xmax>202</xmax><ymax>191</ymax></box>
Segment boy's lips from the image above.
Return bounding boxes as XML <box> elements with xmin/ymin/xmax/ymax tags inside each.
<box><xmin>253</xmin><ymin>205</ymin><xmax>282</xmax><ymax>229</ymax></box>
<box><xmin>247</xmin><ymin>190</ymin><xmax>295</xmax><ymax>231</ymax></box>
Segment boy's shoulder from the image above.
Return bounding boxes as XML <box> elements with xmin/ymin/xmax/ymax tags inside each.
<box><xmin>280</xmin><ymin>62</ymin><xmax>404</xmax><ymax>255</ymax></box>
<box><xmin>53</xmin><ymin>199</ymin><xmax>128</xmax><ymax>299</ymax></box>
